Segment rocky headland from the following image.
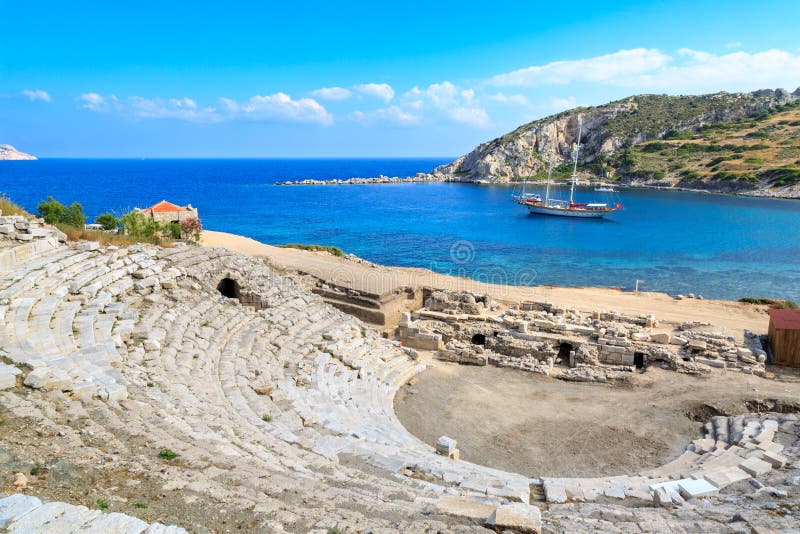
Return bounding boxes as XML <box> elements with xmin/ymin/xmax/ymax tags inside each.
<box><xmin>0</xmin><ymin>144</ymin><xmax>36</xmax><ymax>161</ymax></box>
<box><xmin>432</xmin><ymin>88</ymin><xmax>800</xmax><ymax>198</ymax></box>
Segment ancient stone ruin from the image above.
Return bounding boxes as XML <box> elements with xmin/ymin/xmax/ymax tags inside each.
<box><xmin>0</xmin><ymin>218</ymin><xmax>798</xmax><ymax>532</ymax></box>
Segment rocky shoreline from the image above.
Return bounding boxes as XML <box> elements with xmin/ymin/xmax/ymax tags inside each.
<box><xmin>275</xmin><ymin>172</ymin><xmax>800</xmax><ymax>199</ymax></box>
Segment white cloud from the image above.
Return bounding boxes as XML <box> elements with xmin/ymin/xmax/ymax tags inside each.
<box><xmin>448</xmin><ymin>107</ymin><xmax>490</xmax><ymax>127</ymax></box>
<box><xmin>78</xmin><ymin>92</ymin><xmax>119</xmax><ymax>112</ymax></box>
<box><xmin>311</xmin><ymin>86</ymin><xmax>352</xmax><ymax>101</ymax></box>
<box><xmin>488</xmin><ymin>47</ymin><xmax>800</xmax><ymax>94</ymax></box>
<box><xmin>548</xmin><ymin>96</ymin><xmax>577</xmax><ymax>111</ymax></box>
<box><xmin>21</xmin><ymin>89</ymin><xmax>51</xmax><ymax>102</ymax></box>
<box><xmin>638</xmin><ymin>48</ymin><xmax>800</xmax><ymax>91</ymax></box>
<box><xmin>128</xmin><ymin>96</ymin><xmax>221</xmax><ymax>122</ymax></box>
<box><xmin>223</xmin><ymin>93</ymin><xmax>333</xmax><ymax>124</ymax></box>
<box><xmin>78</xmin><ymin>92</ymin><xmax>331</xmax><ymax>124</ymax></box>
<box><xmin>490</xmin><ymin>48</ymin><xmax>671</xmax><ymax>87</ymax></box>
<box><xmin>349</xmin><ymin>105</ymin><xmax>420</xmax><ymax>125</ymax></box>
<box><xmin>488</xmin><ymin>92</ymin><xmax>529</xmax><ymax>105</ymax></box>
<box><xmin>353</xmin><ymin>83</ymin><xmax>395</xmax><ymax>102</ymax></box>
<box><xmin>403</xmin><ymin>81</ymin><xmax>490</xmax><ymax>127</ymax></box>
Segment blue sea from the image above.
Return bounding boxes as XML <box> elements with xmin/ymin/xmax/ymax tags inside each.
<box><xmin>2</xmin><ymin>158</ymin><xmax>800</xmax><ymax>301</ymax></box>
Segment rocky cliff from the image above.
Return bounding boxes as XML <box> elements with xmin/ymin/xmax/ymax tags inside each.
<box><xmin>0</xmin><ymin>144</ymin><xmax>36</xmax><ymax>161</ymax></box>
<box><xmin>433</xmin><ymin>88</ymin><xmax>800</xmax><ymax>195</ymax></box>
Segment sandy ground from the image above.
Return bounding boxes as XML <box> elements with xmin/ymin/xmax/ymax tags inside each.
<box><xmin>394</xmin><ymin>355</ymin><xmax>800</xmax><ymax>478</ymax></box>
<box><xmin>202</xmin><ymin>229</ymin><xmax>771</xmax><ymax>338</ymax></box>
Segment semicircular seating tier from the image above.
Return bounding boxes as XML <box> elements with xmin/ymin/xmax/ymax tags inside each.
<box><xmin>0</xmin><ymin>233</ymin><xmax>797</xmax><ymax>533</ymax></box>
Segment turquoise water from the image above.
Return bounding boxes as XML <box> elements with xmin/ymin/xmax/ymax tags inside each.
<box><xmin>2</xmin><ymin>158</ymin><xmax>799</xmax><ymax>301</ymax></box>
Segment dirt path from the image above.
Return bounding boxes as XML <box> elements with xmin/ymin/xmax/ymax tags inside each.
<box><xmin>201</xmin><ymin>230</ymin><xmax>770</xmax><ymax>338</ymax></box>
<box><xmin>394</xmin><ymin>357</ymin><xmax>800</xmax><ymax>478</ymax></box>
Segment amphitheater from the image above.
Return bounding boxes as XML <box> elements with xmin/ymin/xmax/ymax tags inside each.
<box><xmin>0</xmin><ymin>215</ymin><xmax>798</xmax><ymax>533</ymax></box>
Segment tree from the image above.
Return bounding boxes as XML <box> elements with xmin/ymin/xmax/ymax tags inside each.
<box><xmin>95</xmin><ymin>213</ymin><xmax>119</xmax><ymax>231</ymax></box>
<box><xmin>180</xmin><ymin>216</ymin><xmax>202</xmax><ymax>244</ymax></box>
<box><xmin>37</xmin><ymin>196</ymin><xmax>65</xmax><ymax>225</ymax></box>
<box><xmin>37</xmin><ymin>196</ymin><xmax>86</xmax><ymax>228</ymax></box>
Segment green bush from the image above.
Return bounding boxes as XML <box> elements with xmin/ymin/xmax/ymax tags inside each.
<box><xmin>739</xmin><ymin>297</ymin><xmax>798</xmax><ymax>309</ymax></box>
<box><xmin>281</xmin><ymin>244</ymin><xmax>345</xmax><ymax>257</ymax></box>
<box><xmin>37</xmin><ymin>196</ymin><xmax>86</xmax><ymax>228</ymax></box>
<box><xmin>166</xmin><ymin>222</ymin><xmax>182</xmax><ymax>240</ymax></box>
<box><xmin>95</xmin><ymin>213</ymin><xmax>119</xmax><ymax>231</ymax></box>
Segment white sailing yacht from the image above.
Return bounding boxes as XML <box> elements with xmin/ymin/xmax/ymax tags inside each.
<box><xmin>518</xmin><ymin>119</ymin><xmax>621</xmax><ymax>219</ymax></box>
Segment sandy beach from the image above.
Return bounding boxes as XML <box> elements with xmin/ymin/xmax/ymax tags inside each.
<box><xmin>201</xmin><ymin>229</ymin><xmax>771</xmax><ymax>337</ymax></box>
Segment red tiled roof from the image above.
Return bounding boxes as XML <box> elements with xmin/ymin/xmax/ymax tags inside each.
<box><xmin>769</xmin><ymin>308</ymin><xmax>800</xmax><ymax>330</ymax></box>
<box><xmin>143</xmin><ymin>200</ymin><xmax>190</xmax><ymax>214</ymax></box>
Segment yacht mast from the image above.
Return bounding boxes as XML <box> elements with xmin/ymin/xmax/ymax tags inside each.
<box><xmin>545</xmin><ymin>153</ymin><xmax>553</xmax><ymax>204</ymax></box>
<box><xmin>570</xmin><ymin>119</ymin><xmax>582</xmax><ymax>204</ymax></box>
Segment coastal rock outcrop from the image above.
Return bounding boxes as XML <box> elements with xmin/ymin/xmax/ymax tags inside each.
<box><xmin>432</xmin><ymin>88</ymin><xmax>800</xmax><ymax>189</ymax></box>
<box><xmin>0</xmin><ymin>144</ymin><xmax>36</xmax><ymax>161</ymax></box>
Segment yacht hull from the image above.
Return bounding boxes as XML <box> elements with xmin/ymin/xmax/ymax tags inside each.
<box><xmin>526</xmin><ymin>203</ymin><xmax>612</xmax><ymax>218</ymax></box>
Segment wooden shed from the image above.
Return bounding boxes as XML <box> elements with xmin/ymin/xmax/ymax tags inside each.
<box><xmin>768</xmin><ymin>309</ymin><xmax>800</xmax><ymax>367</ymax></box>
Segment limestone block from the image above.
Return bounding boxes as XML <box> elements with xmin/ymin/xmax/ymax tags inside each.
<box><xmin>678</xmin><ymin>479</ymin><xmax>718</xmax><ymax>499</ymax></box>
<box><xmin>143</xmin><ymin>339</ymin><xmax>161</xmax><ymax>352</ymax></box>
<box><xmin>76</xmin><ymin>241</ymin><xmax>100</xmax><ymax>251</ymax></box>
<box><xmin>760</xmin><ymin>450</ymin><xmax>788</xmax><ymax>469</ymax></box>
<box><xmin>650</xmin><ymin>333</ymin><xmax>671</xmax><ymax>344</ymax></box>
<box><xmin>631</xmin><ymin>332</ymin><xmax>649</xmax><ymax>342</ymax></box>
<box><xmin>23</xmin><ymin>368</ymin><xmax>71</xmax><ymax>391</ymax></box>
<box><xmin>484</xmin><ymin>503</ymin><xmax>541</xmax><ymax>534</ymax></box>
<box><xmin>15</xmin><ymin>234</ymin><xmax>33</xmax><ymax>242</ymax></box>
<box><xmin>739</xmin><ymin>456</ymin><xmax>772</xmax><ymax>477</ymax></box>
<box><xmin>0</xmin><ymin>364</ymin><xmax>21</xmax><ymax>390</ymax></box>
<box><xmin>0</xmin><ymin>224</ymin><xmax>14</xmax><ymax>234</ymax></box>
<box><xmin>436</xmin><ymin>436</ymin><xmax>457</xmax><ymax>456</ymax></box>
<box><xmin>687</xmin><ymin>340</ymin><xmax>707</xmax><ymax>351</ymax></box>
<box><xmin>692</xmin><ymin>438</ymin><xmax>716</xmax><ymax>454</ymax></box>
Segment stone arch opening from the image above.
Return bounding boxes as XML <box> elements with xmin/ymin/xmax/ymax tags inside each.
<box><xmin>471</xmin><ymin>333</ymin><xmax>486</xmax><ymax>346</ymax></box>
<box><xmin>634</xmin><ymin>352</ymin><xmax>646</xmax><ymax>369</ymax></box>
<box><xmin>557</xmin><ymin>342</ymin><xmax>573</xmax><ymax>362</ymax></box>
<box><xmin>217</xmin><ymin>277</ymin><xmax>241</xmax><ymax>299</ymax></box>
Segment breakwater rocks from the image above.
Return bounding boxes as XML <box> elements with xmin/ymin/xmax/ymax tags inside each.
<box><xmin>275</xmin><ymin>172</ymin><xmax>447</xmax><ymax>186</ymax></box>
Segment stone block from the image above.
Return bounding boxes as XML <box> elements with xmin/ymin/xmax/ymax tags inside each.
<box><xmin>484</xmin><ymin>503</ymin><xmax>541</xmax><ymax>534</ymax></box>
<box><xmin>23</xmin><ymin>368</ymin><xmax>71</xmax><ymax>391</ymax></box>
<box><xmin>15</xmin><ymin>234</ymin><xmax>33</xmax><ymax>242</ymax></box>
<box><xmin>76</xmin><ymin>241</ymin><xmax>100</xmax><ymax>251</ymax></box>
<box><xmin>651</xmin><ymin>333</ymin><xmax>671</xmax><ymax>344</ymax></box>
<box><xmin>739</xmin><ymin>456</ymin><xmax>772</xmax><ymax>477</ymax></box>
<box><xmin>436</xmin><ymin>436</ymin><xmax>457</xmax><ymax>456</ymax></box>
<box><xmin>678</xmin><ymin>478</ymin><xmax>718</xmax><ymax>499</ymax></box>
<box><xmin>0</xmin><ymin>224</ymin><xmax>14</xmax><ymax>234</ymax></box>
<box><xmin>687</xmin><ymin>340</ymin><xmax>707</xmax><ymax>351</ymax></box>
<box><xmin>760</xmin><ymin>450</ymin><xmax>788</xmax><ymax>469</ymax></box>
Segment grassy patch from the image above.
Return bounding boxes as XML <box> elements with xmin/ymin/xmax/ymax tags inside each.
<box><xmin>0</xmin><ymin>195</ymin><xmax>30</xmax><ymax>217</ymax></box>
<box><xmin>96</xmin><ymin>499</ymin><xmax>109</xmax><ymax>510</ymax></box>
<box><xmin>261</xmin><ymin>414</ymin><xmax>272</xmax><ymax>422</ymax></box>
<box><xmin>158</xmin><ymin>448</ymin><xmax>179</xmax><ymax>461</ymax></box>
<box><xmin>132</xmin><ymin>502</ymin><xmax>148</xmax><ymax>509</ymax></box>
<box><xmin>281</xmin><ymin>243</ymin><xmax>346</xmax><ymax>257</ymax></box>
<box><xmin>739</xmin><ymin>297</ymin><xmax>798</xmax><ymax>309</ymax></box>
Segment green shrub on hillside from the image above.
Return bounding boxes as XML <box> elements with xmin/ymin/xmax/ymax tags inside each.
<box><xmin>37</xmin><ymin>196</ymin><xmax>86</xmax><ymax>228</ymax></box>
<box><xmin>95</xmin><ymin>213</ymin><xmax>119</xmax><ymax>230</ymax></box>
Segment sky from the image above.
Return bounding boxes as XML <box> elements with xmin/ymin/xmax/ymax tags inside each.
<box><xmin>1</xmin><ymin>0</ymin><xmax>800</xmax><ymax>158</ymax></box>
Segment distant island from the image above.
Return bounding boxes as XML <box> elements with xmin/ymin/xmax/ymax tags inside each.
<box><xmin>434</xmin><ymin>87</ymin><xmax>800</xmax><ymax>198</ymax></box>
<box><xmin>0</xmin><ymin>144</ymin><xmax>36</xmax><ymax>160</ymax></box>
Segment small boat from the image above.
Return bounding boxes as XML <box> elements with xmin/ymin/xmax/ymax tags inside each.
<box><xmin>518</xmin><ymin>118</ymin><xmax>621</xmax><ymax>219</ymax></box>
<box><xmin>594</xmin><ymin>185</ymin><xmax>616</xmax><ymax>193</ymax></box>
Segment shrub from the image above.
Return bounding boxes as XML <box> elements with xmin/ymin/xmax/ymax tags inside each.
<box><xmin>262</xmin><ymin>414</ymin><xmax>272</xmax><ymax>422</ymax></box>
<box><xmin>166</xmin><ymin>222</ymin><xmax>182</xmax><ymax>240</ymax></box>
<box><xmin>132</xmin><ymin>503</ymin><xmax>147</xmax><ymax>509</ymax></box>
<box><xmin>95</xmin><ymin>213</ymin><xmax>119</xmax><ymax>231</ymax></box>
<box><xmin>739</xmin><ymin>297</ymin><xmax>798</xmax><ymax>309</ymax></box>
<box><xmin>158</xmin><ymin>448</ymin><xmax>178</xmax><ymax>460</ymax></box>
<box><xmin>120</xmin><ymin>211</ymin><xmax>160</xmax><ymax>243</ymax></box>
<box><xmin>37</xmin><ymin>196</ymin><xmax>86</xmax><ymax>228</ymax></box>
<box><xmin>179</xmin><ymin>217</ymin><xmax>202</xmax><ymax>244</ymax></box>
<box><xmin>96</xmin><ymin>499</ymin><xmax>109</xmax><ymax>510</ymax></box>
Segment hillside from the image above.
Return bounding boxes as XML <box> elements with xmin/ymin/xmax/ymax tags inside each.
<box><xmin>433</xmin><ymin>88</ymin><xmax>800</xmax><ymax>197</ymax></box>
<box><xmin>0</xmin><ymin>144</ymin><xmax>36</xmax><ymax>160</ymax></box>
